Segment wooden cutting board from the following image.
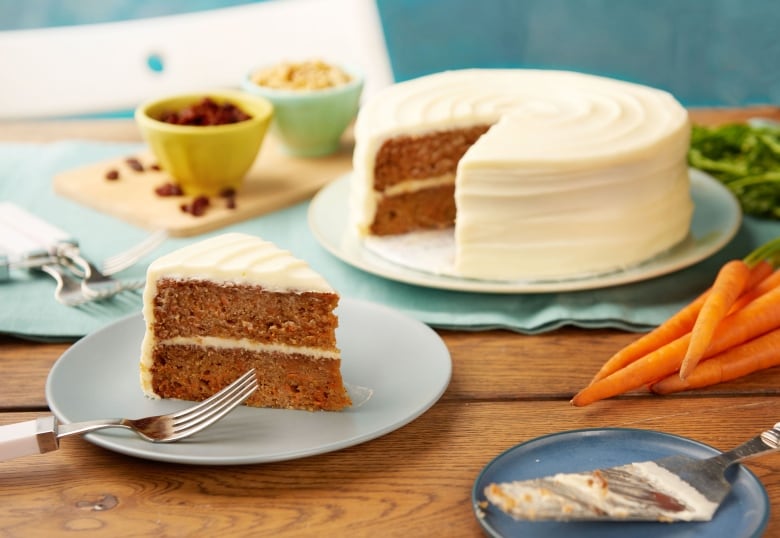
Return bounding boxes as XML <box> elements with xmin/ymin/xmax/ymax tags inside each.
<box><xmin>53</xmin><ymin>134</ymin><xmax>353</xmax><ymax>237</ymax></box>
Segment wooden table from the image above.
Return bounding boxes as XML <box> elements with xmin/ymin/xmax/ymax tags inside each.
<box><xmin>2</xmin><ymin>107</ymin><xmax>780</xmax><ymax>537</ymax></box>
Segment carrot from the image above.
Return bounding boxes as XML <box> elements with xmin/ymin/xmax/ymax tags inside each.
<box><xmin>589</xmin><ymin>260</ymin><xmax>773</xmax><ymax>384</ymax></box>
<box><xmin>741</xmin><ymin>260</ymin><xmax>776</xmax><ymax>293</ymax></box>
<box><xmin>730</xmin><ymin>266</ymin><xmax>780</xmax><ymax>312</ymax></box>
<box><xmin>678</xmin><ymin>259</ymin><xmax>752</xmax><ymax>379</ymax></box>
<box><xmin>650</xmin><ymin>328</ymin><xmax>780</xmax><ymax>395</ymax></box>
<box><xmin>588</xmin><ymin>292</ymin><xmax>707</xmax><ymax>384</ymax></box>
<box><xmin>570</xmin><ymin>283</ymin><xmax>780</xmax><ymax>406</ymax></box>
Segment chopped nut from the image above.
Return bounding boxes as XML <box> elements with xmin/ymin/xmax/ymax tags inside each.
<box><xmin>251</xmin><ymin>59</ymin><xmax>352</xmax><ymax>91</ymax></box>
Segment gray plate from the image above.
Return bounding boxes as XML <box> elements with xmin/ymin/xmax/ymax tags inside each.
<box><xmin>46</xmin><ymin>298</ymin><xmax>452</xmax><ymax>465</ymax></box>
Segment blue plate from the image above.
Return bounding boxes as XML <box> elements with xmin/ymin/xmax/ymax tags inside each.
<box><xmin>473</xmin><ymin>428</ymin><xmax>769</xmax><ymax>538</ymax></box>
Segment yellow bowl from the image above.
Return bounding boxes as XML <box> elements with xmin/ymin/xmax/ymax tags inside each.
<box><xmin>135</xmin><ymin>91</ymin><xmax>273</xmax><ymax>196</ymax></box>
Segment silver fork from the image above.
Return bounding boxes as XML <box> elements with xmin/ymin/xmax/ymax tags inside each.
<box><xmin>56</xmin><ymin>243</ymin><xmax>141</xmax><ymax>299</ymax></box>
<box><xmin>0</xmin><ymin>369</ymin><xmax>258</xmax><ymax>461</ymax></box>
<box><xmin>5</xmin><ymin>233</ymin><xmax>162</xmax><ymax>296</ymax></box>
<box><xmin>100</xmin><ymin>230</ymin><xmax>167</xmax><ymax>275</ymax></box>
<box><xmin>39</xmin><ymin>264</ymin><xmax>125</xmax><ymax>306</ymax></box>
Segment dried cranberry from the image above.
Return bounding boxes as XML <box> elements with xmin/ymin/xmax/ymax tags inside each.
<box><xmin>125</xmin><ymin>157</ymin><xmax>144</xmax><ymax>172</ymax></box>
<box><xmin>191</xmin><ymin>196</ymin><xmax>210</xmax><ymax>216</ymax></box>
<box><xmin>180</xmin><ymin>196</ymin><xmax>210</xmax><ymax>216</ymax></box>
<box><xmin>155</xmin><ymin>182</ymin><xmax>183</xmax><ymax>196</ymax></box>
<box><xmin>158</xmin><ymin>97</ymin><xmax>252</xmax><ymax>126</ymax></box>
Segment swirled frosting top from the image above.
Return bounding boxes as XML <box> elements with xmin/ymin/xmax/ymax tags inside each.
<box><xmin>144</xmin><ymin>233</ymin><xmax>333</xmax><ymax>293</ymax></box>
<box><xmin>354</xmin><ymin>69</ymin><xmax>688</xmax><ymax>164</ymax></box>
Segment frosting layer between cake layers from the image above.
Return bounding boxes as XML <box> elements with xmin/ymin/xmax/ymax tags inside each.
<box><xmin>351</xmin><ymin>69</ymin><xmax>693</xmax><ymax>280</ymax></box>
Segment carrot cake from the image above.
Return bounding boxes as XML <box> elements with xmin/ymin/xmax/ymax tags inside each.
<box><xmin>351</xmin><ymin>69</ymin><xmax>693</xmax><ymax>280</ymax></box>
<box><xmin>139</xmin><ymin>232</ymin><xmax>351</xmax><ymax>411</ymax></box>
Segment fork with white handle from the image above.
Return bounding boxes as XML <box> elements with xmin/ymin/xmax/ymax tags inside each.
<box><xmin>2</xmin><ymin>231</ymin><xmax>165</xmax><ymax>282</ymax></box>
<box><xmin>0</xmin><ymin>369</ymin><xmax>258</xmax><ymax>461</ymax></box>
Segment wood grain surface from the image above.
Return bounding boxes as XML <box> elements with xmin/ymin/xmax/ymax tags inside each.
<box><xmin>1</xmin><ymin>107</ymin><xmax>780</xmax><ymax>537</ymax></box>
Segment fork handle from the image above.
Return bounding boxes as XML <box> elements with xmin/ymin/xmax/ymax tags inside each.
<box><xmin>0</xmin><ymin>417</ymin><xmax>59</xmax><ymax>461</ymax></box>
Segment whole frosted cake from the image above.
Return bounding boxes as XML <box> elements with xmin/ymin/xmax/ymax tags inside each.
<box><xmin>139</xmin><ymin>233</ymin><xmax>351</xmax><ymax>411</ymax></box>
<box><xmin>351</xmin><ymin>69</ymin><xmax>693</xmax><ymax>280</ymax></box>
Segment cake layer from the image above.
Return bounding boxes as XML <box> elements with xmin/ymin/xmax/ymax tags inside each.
<box><xmin>149</xmin><ymin>343</ymin><xmax>351</xmax><ymax>411</ymax></box>
<box><xmin>374</xmin><ymin>125</ymin><xmax>490</xmax><ymax>189</ymax></box>
<box><xmin>150</xmin><ymin>278</ymin><xmax>339</xmax><ymax>347</ymax></box>
<box><xmin>371</xmin><ymin>183</ymin><xmax>456</xmax><ymax>235</ymax></box>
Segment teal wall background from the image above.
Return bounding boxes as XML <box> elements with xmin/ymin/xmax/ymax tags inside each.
<box><xmin>2</xmin><ymin>0</ymin><xmax>778</xmax><ymax>107</ymax></box>
<box><xmin>375</xmin><ymin>0</ymin><xmax>780</xmax><ymax>107</ymax></box>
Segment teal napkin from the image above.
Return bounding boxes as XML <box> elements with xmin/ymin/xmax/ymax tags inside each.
<box><xmin>2</xmin><ymin>141</ymin><xmax>779</xmax><ymax>341</ymax></box>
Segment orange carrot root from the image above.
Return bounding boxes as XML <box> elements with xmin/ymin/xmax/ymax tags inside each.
<box><xmin>590</xmin><ymin>260</ymin><xmax>773</xmax><ymax>385</ymax></box>
<box><xmin>679</xmin><ymin>260</ymin><xmax>752</xmax><ymax>379</ymax></box>
<box><xmin>589</xmin><ymin>292</ymin><xmax>707</xmax><ymax>384</ymax></box>
<box><xmin>571</xmin><ymin>335</ymin><xmax>690</xmax><ymax>406</ymax></box>
<box><xmin>730</xmin><ymin>266</ymin><xmax>780</xmax><ymax>312</ymax></box>
<box><xmin>571</xmin><ymin>283</ymin><xmax>780</xmax><ymax>406</ymax></box>
<box><xmin>651</xmin><ymin>328</ymin><xmax>780</xmax><ymax>394</ymax></box>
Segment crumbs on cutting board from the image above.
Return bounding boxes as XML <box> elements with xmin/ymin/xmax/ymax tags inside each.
<box><xmin>52</xmin><ymin>140</ymin><xmax>349</xmax><ymax>237</ymax></box>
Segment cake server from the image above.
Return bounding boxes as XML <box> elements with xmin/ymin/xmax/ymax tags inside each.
<box><xmin>484</xmin><ymin>422</ymin><xmax>779</xmax><ymax>522</ymax></box>
<box><xmin>0</xmin><ymin>369</ymin><xmax>258</xmax><ymax>462</ymax></box>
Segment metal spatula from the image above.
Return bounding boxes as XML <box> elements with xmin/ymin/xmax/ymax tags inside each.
<box><xmin>484</xmin><ymin>422</ymin><xmax>780</xmax><ymax>522</ymax></box>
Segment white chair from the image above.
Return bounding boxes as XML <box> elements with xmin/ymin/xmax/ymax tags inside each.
<box><xmin>0</xmin><ymin>0</ymin><xmax>394</xmax><ymax>119</ymax></box>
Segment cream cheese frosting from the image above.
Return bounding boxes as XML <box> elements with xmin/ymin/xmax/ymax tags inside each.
<box><xmin>139</xmin><ymin>233</ymin><xmax>335</xmax><ymax>397</ymax></box>
<box><xmin>485</xmin><ymin>461</ymin><xmax>718</xmax><ymax>522</ymax></box>
<box><xmin>351</xmin><ymin>69</ymin><xmax>693</xmax><ymax>280</ymax></box>
<box><xmin>141</xmin><ymin>232</ymin><xmax>334</xmax><ymax>294</ymax></box>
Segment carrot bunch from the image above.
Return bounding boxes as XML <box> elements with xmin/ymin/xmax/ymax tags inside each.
<box><xmin>571</xmin><ymin>237</ymin><xmax>780</xmax><ymax>407</ymax></box>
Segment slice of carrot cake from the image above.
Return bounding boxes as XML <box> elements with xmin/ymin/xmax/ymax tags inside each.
<box><xmin>139</xmin><ymin>232</ymin><xmax>351</xmax><ymax>411</ymax></box>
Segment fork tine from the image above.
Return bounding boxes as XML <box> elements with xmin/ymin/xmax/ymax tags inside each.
<box><xmin>161</xmin><ymin>372</ymin><xmax>258</xmax><ymax>442</ymax></box>
<box><xmin>40</xmin><ymin>263</ymin><xmax>89</xmax><ymax>306</ymax></box>
<box><xmin>101</xmin><ymin>230</ymin><xmax>168</xmax><ymax>275</ymax></box>
<box><xmin>165</xmin><ymin>383</ymin><xmax>258</xmax><ymax>442</ymax></box>
<box><xmin>170</xmin><ymin>369</ymin><xmax>257</xmax><ymax>420</ymax></box>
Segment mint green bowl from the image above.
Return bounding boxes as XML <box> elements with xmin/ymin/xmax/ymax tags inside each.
<box><xmin>241</xmin><ymin>64</ymin><xmax>363</xmax><ymax>158</ymax></box>
<box><xmin>135</xmin><ymin>90</ymin><xmax>273</xmax><ymax>196</ymax></box>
